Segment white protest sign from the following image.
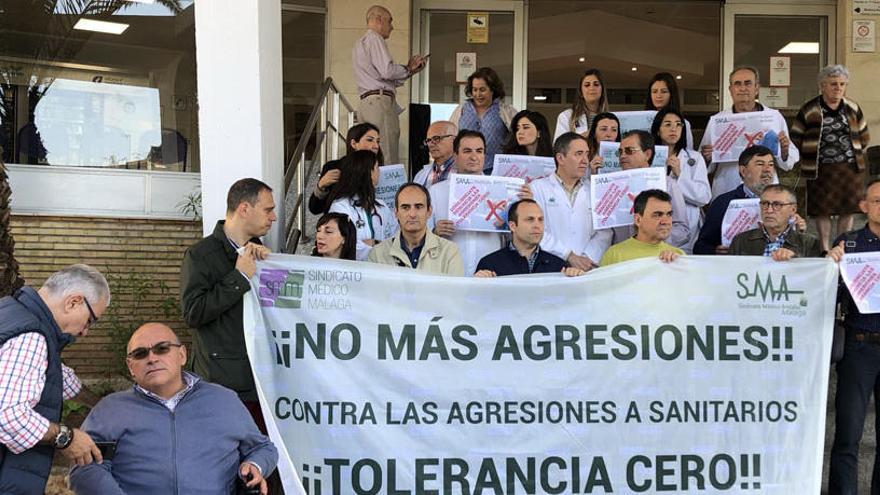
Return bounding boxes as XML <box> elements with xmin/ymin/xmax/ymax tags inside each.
<box><xmin>614</xmin><ymin>110</ymin><xmax>657</xmax><ymax>134</ymax></box>
<box><xmin>721</xmin><ymin>198</ymin><xmax>761</xmax><ymax>247</ymax></box>
<box><xmin>446</xmin><ymin>173</ymin><xmax>524</xmax><ymax>232</ymax></box>
<box><xmin>375</xmin><ymin>164</ymin><xmax>407</xmax><ymax>209</ymax></box>
<box><xmin>840</xmin><ymin>252</ymin><xmax>880</xmax><ymax>313</ymax></box>
<box><xmin>245</xmin><ymin>255</ymin><xmax>839</xmax><ymax>495</ymax></box>
<box><xmin>590</xmin><ymin>167</ymin><xmax>667</xmax><ymax>230</ymax></box>
<box><xmin>492</xmin><ymin>154</ymin><xmax>555</xmax><ymax>182</ymax></box>
<box><xmin>653</xmin><ymin>145</ymin><xmax>669</xmax><ymax>169</ymax></box>
<box><xmin>709</xmin><ymin>111</ymin><xmax>779</xmax><ymax>163</ymax></box>
<box><xmin>599</xmin><ymin>141</ymin><xmax>621</xmax><ymax>173</ymax></box>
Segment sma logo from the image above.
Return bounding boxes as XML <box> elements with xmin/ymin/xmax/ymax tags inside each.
<box><xmin>259</xmin><ymin>269</ymin><xmax>305</xmax><ymax>308</ymax></box>
<box><xmin>736</xmin><ymin>272</ymin><xmax>804</xmax><ymax>302</ymax></box>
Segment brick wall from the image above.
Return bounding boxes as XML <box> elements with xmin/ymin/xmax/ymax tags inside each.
<box><xmin>9</xmin><ymin>215</ymin><xmax>203</xmax><ymax>378</ymax></box>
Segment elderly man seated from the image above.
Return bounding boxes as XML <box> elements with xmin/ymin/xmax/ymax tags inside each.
<box><xmin>69</xmin><ymin>322</ymin><xmax>278</xmax><ymax>495</ymax></box>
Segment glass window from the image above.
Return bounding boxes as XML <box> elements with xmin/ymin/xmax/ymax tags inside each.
<box><xmin>0</xmin><ymin>1</ymin><xmax>198</xmax><ymax>171</ymax></box>
<box><xmin>527</xmin><ymin>1</ymin><xmax>721</xmax><ymax>141</ymax></box>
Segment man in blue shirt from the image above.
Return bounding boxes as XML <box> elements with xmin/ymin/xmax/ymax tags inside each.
<box><xmin>827</xmin><ymin>179</ymin><xmax>880</xmax><ymax>494</ymax></box>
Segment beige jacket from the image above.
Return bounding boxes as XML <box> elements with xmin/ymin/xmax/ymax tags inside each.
<box><xmin>367</xmin><ymin>230</ymin><xmax>464</xmax><ymax>276</ymax></box>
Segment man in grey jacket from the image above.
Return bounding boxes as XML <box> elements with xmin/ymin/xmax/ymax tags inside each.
<box><xmin>69</xmin><ymin>323</ymin><xmax>278</xmax><ymax>495</ymax></box>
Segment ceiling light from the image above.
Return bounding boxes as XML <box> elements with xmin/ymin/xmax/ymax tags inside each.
<box><xmin>778</xmin><ymin>42</ymin><xmax>819</xmax><ymax>54</ymax></box>
<box><xmin>631</xmin><ymin>67</ymin><xmax>638</xmax><ymax>71</ymax></box>
<box><xmin>533</xmin><ymin>95</ymin><xmax>548</xmax><ymax>101</ymax></box>
<box><xmin>675</xmin><ymin>75</ymin><xmax>682</xmax><ymax>80</ymax></box>
<box><xmin>578</xmin><ymin>57</ymin><xmax>585</xmax><ymax>63</ymax></box>
<box><xmin>74</xmin><ymin>19</ymin><xmax>130</xmax><ymax>35</ymax></box>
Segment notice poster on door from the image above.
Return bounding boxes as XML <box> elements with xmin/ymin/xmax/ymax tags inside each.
<box><xmin>769</xmin><ymin>57</ymin><xmax>791</xmax><ymax>87</ymax></box>
<box><xmin>456</xmin><ymin>53</ymin><xmax>477</xmax><ymax>82</ymax></box>
<box><xmin>854</xmin><ymin>20</ymin><xmax>876</xmax><ymax>53</ymax></box>
<box><xmin>467</xmin><ymin>13</ymin><xmax>489</xmax><ymax>43</ymax></box>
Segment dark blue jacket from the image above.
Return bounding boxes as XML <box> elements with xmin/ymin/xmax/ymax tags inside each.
<box><xmin>0</xmin><ymin>286</ymin><xmax>74</xmax><ymax>495</ymax></box>
<box><xmin>836</xmin><ymin>227</ymin><xmax>880</xmax><ymax>333</ymax></box>
<box><xmin>693</xmin><ymin>184</ymin><xmax>749</xmax><ymax>255</ymax></box>
<box><xmin>476</xmin><ymin>246</ymin><xmax>565</xmax><ymax>276</ymax></box>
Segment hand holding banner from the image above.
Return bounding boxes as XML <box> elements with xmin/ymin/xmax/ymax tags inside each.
<box><xmin>721</xmin><ymin>199</ymin><xmax>761</xmax><ymax>247</ymax></box>
<box><xmin>840</xmin><ymin>253</ymin><xmax>880</xmax><ymax>314</ymax></box>
<box><xmin>590</xmin><ymin>167</ymin><xmax>667</xmax><ymax>229</ymax></box>
<box><xmin>447</xmin><ymin>173</ymin><xmax>525</xmax><ymax>232</ymax></box>
<box><xmin>492</xmin><ymin>154</ymin><xmax>555</xmax><ymax>182</ymax></box>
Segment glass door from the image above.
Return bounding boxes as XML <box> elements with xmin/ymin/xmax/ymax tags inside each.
<box><xmin>412</xmin><ymin>0</ymin><xmax>526</xmax><ymax>120</ymax></box>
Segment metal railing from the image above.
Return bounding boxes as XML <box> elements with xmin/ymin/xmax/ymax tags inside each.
<box><xmin>283</xmin><ymin>78</ymin><xmax>355</xmax><ymax>253</ymax></box>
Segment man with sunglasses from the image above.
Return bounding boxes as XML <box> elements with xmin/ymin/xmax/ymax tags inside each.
<box><xmin>413</xmin><ymin>121</ymin><xmax>457</xmax><ymax>187</ymax></box>
<box><xmin>70</xmin><ymin>322</ymin><xmax>277</xmax><ymax>495</ymax></box>
<box><xmin>0</xmin><ymin>264</ymin><xmax>110</xmax><ymax>494</ymax></box>
<box><xmin>728</xmin><ymin>184</ymin><xmax>821</xmax><ymax>259</ymax></box>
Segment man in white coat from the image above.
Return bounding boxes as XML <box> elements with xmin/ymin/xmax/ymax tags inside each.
<box><xmin>530</xmin><ymin>132</ymin><xmax>612</xmax><ymax>270</ymax></box>
<box><xmin>700</xmin><ymin>66</ymin><xmax>799</xmax><ymax>199</ymax></box>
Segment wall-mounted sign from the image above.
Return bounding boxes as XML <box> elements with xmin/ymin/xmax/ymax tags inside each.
<box><xmin>769</xmin><ymin>56</ymin><xmax>790</xmax><ymax>87</ymax></box>
<box><xmin>467</xmin><ymin>12</ymin><xmax>489</xmax><ymax>44</ymax></box>
<box><xmin>854</xmin><ymin>20</ymin><xmax>876</xmax><ymax>53</ymax></box>
<box><xmin>456</xmin><ymin>52</ymin><xmax>477</xmax><ymax>83</ymax></box>
<box><xmin>854</xmin><ymin>0</ymin><xmax>880</xmax><ymax>15</ymax></box>
<box><xmin>759</xmin><ymin>87</ymin><xmax>789</xmax><ymax>109</ymax></box>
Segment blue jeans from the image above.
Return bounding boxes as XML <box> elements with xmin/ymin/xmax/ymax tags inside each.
<box><xmin>829</xmin><ymin>339</ymin><xmax>880</xmax><ymax>494</ymax></box>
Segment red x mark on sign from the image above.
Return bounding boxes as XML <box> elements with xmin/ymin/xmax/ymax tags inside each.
<box><xmin>485</xmin><ymin>199</ymin><xmax>508</xmax><ymax>222</ymax></box>
<box><xmin>744</xmin><ymin>131</ymin><xmax>764</xmax><ymax>147</ymax></box>
<box><xmin>627</xmin><ymin>192</ymin><xmax>637</xmax><ymax>214</ymax></box>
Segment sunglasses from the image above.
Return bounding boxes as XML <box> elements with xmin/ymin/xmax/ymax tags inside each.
<box><xmin>127</xmin><ymin>341</ymin><xmax>183</xmax><ymax>360</ymax></box>
<box><xmin>83</xmin><ymin>297</ymin><xmax>98</xmax><ymax>327</ymax></box>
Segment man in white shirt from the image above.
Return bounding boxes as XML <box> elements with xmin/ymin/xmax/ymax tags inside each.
<box><xmin>413</xmin><ymin>121</ymin><xmax>457</xmax><ymax>187</ymax></box>
<box><xmin>530</xmin><ymin>132</ymin><xmax>612</xmax><ymax>270</ymax></box>
<box><xmin>352</xmin><ymin>5</ymin><xmax>426</xmax><ymax>163</ymax></box>
<box><xmin>700</xmin><ymin>66</ymin><xmax>799</xmax><ymax>199</ymax></box>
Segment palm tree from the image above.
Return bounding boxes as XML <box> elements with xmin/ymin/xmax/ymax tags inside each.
<box><xmin>0</xmin><ymin>155</ymin><xmax>24</xmax><ymax>297</ymax></box>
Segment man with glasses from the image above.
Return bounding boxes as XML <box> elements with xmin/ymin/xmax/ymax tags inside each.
<box><xmin>414</xmin><ymin>121</ymin><xmax>457</xmax><ymax>187</ymax></box>
<box><xmin>69</xmin><ymin>322</ymin><xmax>277</xmax><ymax>495</ymax></box>
<box><xmin>0</xmin><ymin>264</ymin><xmax>109</xmax><ymax>493</ymax></box>
<box><xmin>700</xmin><ymin>66</ymin><xmax>799</xmax><ymax>199</ymax></box>
<box><xmin>728</xmin><ymin>184</ymin><xmax>820</xmax><ymax>259</ymax></box>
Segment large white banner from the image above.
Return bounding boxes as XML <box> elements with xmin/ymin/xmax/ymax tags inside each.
<box><xmin>245</xmin><ymin>255</ymin><xmax>838</xmax><ymax>494</ymax></box>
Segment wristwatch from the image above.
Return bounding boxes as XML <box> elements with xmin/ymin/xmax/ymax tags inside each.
<box><xmin>54</xmin><ymin>424</ymin><xmax>74</xmax><ymax>450</ymax></box>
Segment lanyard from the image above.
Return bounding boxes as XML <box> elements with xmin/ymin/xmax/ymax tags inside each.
<box><xmin>366</xmin><ymin>209</ymin><xmax>376</xmax><ymax>239</ymax></box>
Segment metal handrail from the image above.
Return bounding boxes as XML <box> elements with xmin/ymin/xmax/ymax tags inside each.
<box><xmin>283</xmin><ymin>77</ymin><xmax>356</xmax><ymax>253</ymax></box>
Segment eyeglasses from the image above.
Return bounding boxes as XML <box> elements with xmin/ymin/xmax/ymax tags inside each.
<box><xmin>759</xmin><ymin>201</ymin><xmax>795</xmax><ymax>211</ymax></box>
<box><xmin>83</xmin><ymin>297</ymin><xmax>98</xmax><ymax>327</ymax></box>
<box><xmin>616</xmin><ymin>147</ymin><xmax>643</xmax><ymax>156</ymax></box>
<box><xmin>424</xmin><ymin>135</ymin><xmax>453</xmax><ymax>146</ymax></box>
<box><xmin>661</xmin><ymin>121</ymin><xmax>684</xmax><ymax>129</ymax></box>
<box><xmin>127</xmin><ymin>341</ymin><xmax>183</xmax><ymax>360</ymax></box>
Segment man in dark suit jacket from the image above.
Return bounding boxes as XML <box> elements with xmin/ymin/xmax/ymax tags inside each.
<box><xmin>729</xmin><ymin>184</ymin><xmax>822</xmax><ymax>260</ymax></box>
<box><xmin>475</xmin><ymin>199</ymin><xmax>585</xmax><ymax>277</ymax></box>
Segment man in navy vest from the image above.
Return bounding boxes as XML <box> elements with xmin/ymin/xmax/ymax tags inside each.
<box><xmin>0</xmin><ymin>264</ymin><xmax>110</xmax><ymax>494</ymax></box>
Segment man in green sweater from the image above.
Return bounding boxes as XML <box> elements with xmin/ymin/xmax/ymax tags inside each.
<box><xmin>600</xmin><ymin>189</ymin><xmax>684</xmax><ymax>266</ymax></box>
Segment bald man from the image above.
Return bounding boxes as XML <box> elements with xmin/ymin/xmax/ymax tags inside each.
<box><xmin>353</xmin><ymin>5</ymin><xmax>427</xmax><ymax>163</ymax></box>
<box><xmin>70</xmin><ymin>323</ymin><xmax>277</xmax><ymax>495</ymax></box>
<box><xmin>414</xmin><ymin>121</ymin><xmax>458</xmax><ymax>187</ymax></box>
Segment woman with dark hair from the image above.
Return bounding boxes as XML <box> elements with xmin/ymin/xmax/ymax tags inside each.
<box><xmin>312</xmin><ymin>212</ymin><xmax>357</xmax><ymax>260</ymax></box>
<box><xmin>643</xmin><ymin>72</ymin><xmax>694</xmax><ymax>149</ymax></box>
<box><xmin>554</xmin><ymin>69</ymin><xmax>609</xmax><ymax>140</ymax></box>
<box><xmin>651</xmin><ymin>108</ymin><xmax>710</xmax><ymax>252</ymax></box>
<box><xmin>449</xmin><ymin>67</ymin><xmax>518</xmax><ymax>172</ymax></box>
<box><xmin>586</xmin><ymin>112</ymin><xmax>620</xmax><ymax>174</ymax></box>
<box><xmin>501</xmin><ymin>110</ymin><xmax>553</xmax><ymax>157</ymax></box>
<box><xmin>308</xmin><ymin>122</ymin><xmax>384</xmax><ymax>215</ymax></box>
<box><xmin>327</xmin><ymin>150</ymin><xmax>396</xmax><ymax>260</ymax></box>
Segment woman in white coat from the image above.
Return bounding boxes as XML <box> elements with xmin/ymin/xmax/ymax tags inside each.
<box><xmin>651</xmin><ymin>108</ymin><xmax>710</xmax><ymax>253</ymax></box>
<box><xmin>554</xmin><ymin>68</ymin><xmax>609</xmax><ymax>140</ymax></box>
<box><xmin>328</xmin><ymin>150</ymin><xmax>396</xmax><ymax>260</ymax></box>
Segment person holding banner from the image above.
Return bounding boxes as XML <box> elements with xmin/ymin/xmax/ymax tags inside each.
<box><xmin>651</xmin><ymin>109</ymin><xmax>710</xmax><ymax>252</ymax></box>
<box><xmin>501</xmin><ymin>110</ymin><xmax>553</xmax><ymax>157</ymax></box>
<box><xmin>728</xmin><ymin>185</ymin><xmax>820</xmax><ymax>260</ymax></box>
<box><xmin>531</xmin><ymin>132</ymin><xmax>612</xmax><ymax>271</ymax></box>
<box><xmin>611</xmin><ymin>130</ymin><xmax>689</xmax><ymax>249</ymax></box>
<box><xmin>827</xmin><ymin>179</ymin><xmax>880</xmax><ymax>494</ymax></box>
<box><xmin>791</xmin><ymin>64</ymin><xmax>871</xmax><ymax>252</ymax></box>
<box><xmin>699</xmin><ymin>66</ymin><xmax>799</xmax><ymax>199</ymax></box>
<box><xmin>643</xmin><ymin>72</ymin><xmax>694</xmax><ymax>149</ymax></box>
<box><xmin>586</xmin><ymin>112</ymin><xmax>621</xmax><ymax>174</ymax></box>
<box><xmin>311</xmin><ymin>212</ymin><xmax>357</xmax><ymax>260</ymax></box>
<box><xmin>449</xmin><ymin>67</ymin><xmax>517</xmax><ymax>173</ymax></box>
<box><xmin>693</xmin><ymin>146</ymin><xmax>777</xmax><ymax>255</ymax></box>
<box><xmin>413</xmin><ymin>121</ymin><xmax>457</xmax><ymax>187</ymax></box>
<box><xmin>368</xmin><ymin>183</ymin><xmax>464</xmax><ymax>275</ymax></box>
<box><xmin>475</xmin><ymin>199</ymin><xmax>585</xmax><ymax>277</ymax></box>
<box><xmin>328</xmin><ymin>150</ymin><xmax>397</xmax><ymax>261</ymax></box>
<box><xmin>308</xmin><ymin>122</ymin><xmax>383</xmax><ymax>215</ymax></box>
<box><xmin>600</xmin><ymin>189</ymin><xmax>684</xmax><ymax>265</ymax></box>
<box><xmin>554</xmin><ymin>68</ymin><xmax>609</xmax><ymax>140</ymax></box>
